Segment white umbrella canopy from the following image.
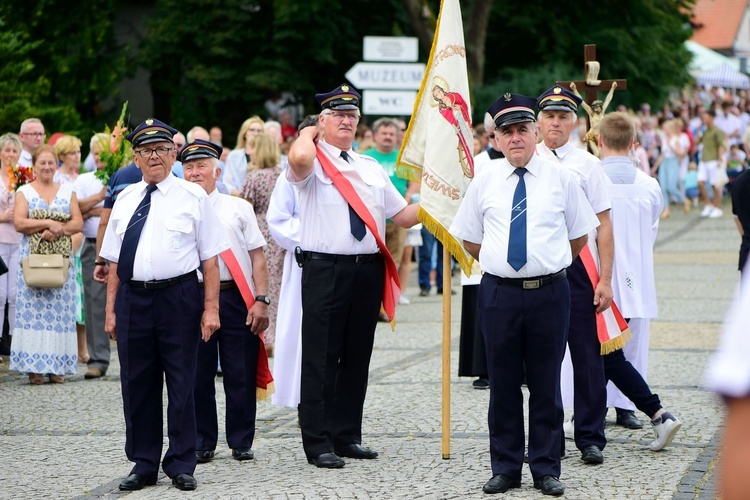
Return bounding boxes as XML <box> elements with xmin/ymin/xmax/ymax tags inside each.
<box><xmin>686</xmin><ymin>40</ymin><xmax>740</xmax><ymax>75</ymax></box>
<box><xmin>695</xmin><ymin>63</ymin><xmax>750</xmax><ymax>90</ymax></box>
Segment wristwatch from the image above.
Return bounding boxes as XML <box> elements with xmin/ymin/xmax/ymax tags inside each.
<box><xmin>255</xmin><ymin>295</ymin><xmax>271</xmax><ymax>305</ymax></box>
<box><xmin>95</xmin><ymin>261</ymin><xmax>107</xmax><ymax>266</ymax></box>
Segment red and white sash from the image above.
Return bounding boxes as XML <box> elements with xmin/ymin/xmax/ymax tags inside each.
<box><xmin>578</xmin><ymin>242</ymin><xmax>631</xmax><ymax>354</ymax></box>
<box><xmin>315</xmin><ymin>146</ymin><xmax>401</xmax><ymax>328</ymax></box>
<box><xmin>218</xmin><ymin>217</ymin><xmax>275</xmax><ymax>400</ymax></box>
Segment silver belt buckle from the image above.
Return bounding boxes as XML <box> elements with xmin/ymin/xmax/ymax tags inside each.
<box><xmin>522</xmin><ymin>279</ymin><xmax>540</xmax><ymax>290</ymax></box>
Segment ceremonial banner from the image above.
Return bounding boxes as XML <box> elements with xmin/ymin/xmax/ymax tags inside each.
<box><xmin>397</xmin><ymin>0</ymin><xmax>473</xmax><ymax>275</ymax></box>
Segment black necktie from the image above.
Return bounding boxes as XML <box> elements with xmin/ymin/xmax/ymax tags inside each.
<box><xmin>340</xmin><ymin>151</ymin><xmax>366</xmax><ymax>241</ymax></box>
<box><xmin>117</xmin><ymin>184</ymin><xmax>158</xmax><ymax>282</ymax></box>
<box><xmin>507</xmin><ymin>169</ymin><xmax>527</xmax><ymax>271</ymax></box>
<box><xmin>552</xmin><ymin>149</ymin><xmax>558</xmax><ymax>157</ymax></box>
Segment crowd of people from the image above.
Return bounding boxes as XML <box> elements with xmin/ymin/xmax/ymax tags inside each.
<box><xmin>0</xmin><ymin>82</ymin><xmax>747</xmax><ymax>495</ymax></box>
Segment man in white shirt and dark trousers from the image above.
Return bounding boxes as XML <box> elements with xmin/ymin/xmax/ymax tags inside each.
<box><xmin>536</xmin><ymin>85</ymin><xmax>615</xmax><ymax>464</ymax></box>
<box><xmin>100</xmin><ymin>119</ymin><xmax>230</xmax><ymax>492</ymax></box>
<box><xmin>181</xmin><ymin>139</ymin><xmax>271</xmax><ymax>464</ymax></box>
<box><xmin>287</xmin><ymin>85</ymin><xmax>418</xmax><ymax>469</ymax></box>
<box><xmin>450</xmin><ymin>93</ymin><xmax>599</xmax><ymax>496</ymax></box>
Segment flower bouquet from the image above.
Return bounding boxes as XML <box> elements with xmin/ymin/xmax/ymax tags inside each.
<box><xmin>95</xmin><ymin>101</ymin><xmax>132</xmax><ymax>185</ymax></box>
<box><xmin>6</xmin><ymin>163</ymin><xmax>35</xmax><ymax>191</ymax></box>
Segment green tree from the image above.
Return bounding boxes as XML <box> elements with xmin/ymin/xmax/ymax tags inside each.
<box><xmin>402</xmin><ymin>0</ymin><xmax>695</xmax><ymax>122</ymax></box>
<box><xmin>476</xmin><ymin>0</ymin><xmax>695</xmax><ymax>117</ymax></box>
<box><xmin>0</xmin><ymin>16</ymin><xmax>44</xmax><ymax>133</ymax></box>
<box><xmin>0</xmin><ymin>0</ymin><xmax>127</xmax><ymax>136</ymax></box>
<box><xmin>140</xmin><ymin>0</ymin><xmax>413</xmax><ymax>141</ymax></box>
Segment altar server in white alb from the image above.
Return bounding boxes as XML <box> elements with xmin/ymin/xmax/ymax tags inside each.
<box><xmin>266</xmin><ymin>114</ymin><xmax>319</xmax><ymax>409</ymax></box>
<box><xmin>598</xmin><ymin>112</ymin><xmax>682</xmax><ymax>450</ymax></box>
<box><xmin>267</xmin><ymin>172</ymin><xmax>302</xmax><ymax>408</ymax></box>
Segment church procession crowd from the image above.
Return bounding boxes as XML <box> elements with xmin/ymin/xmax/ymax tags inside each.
<box><xmin>0</xmin><ymin>77</ymin><xmax>748</xmax><ymax>496</ymax></box>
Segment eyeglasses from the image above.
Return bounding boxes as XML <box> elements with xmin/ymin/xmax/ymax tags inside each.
<box><xmin>22</xmin><ymin>132</ymin><xmax>45</xmax><ymax>137</ymax></box>
<box><xmin>134</xmin><ymin>146</ymin><xmax>174</xmax><ymax>158</ymax></box>
<box><xmin>329</xmin><ymin>112</ymin><xmax>360</xmax><ymax>123</ymax></box>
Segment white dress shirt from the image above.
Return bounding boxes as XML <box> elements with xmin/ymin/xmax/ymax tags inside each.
<box><xmin>72</xmin><ymin>171</ymin><xmax>105</xmax><ymax>239</ymax></box>
<box><xmin>450</xmin><ymin>154</ymin><xmax>599</xmax><ymax>277</ymax></box>
<box><xmin>100</xmin><ymin>174</ymin><xmax>230</xmax><ymax>281</ymax></box>
<box><xmin>287</xmin><ymin>140</ymin><xmax>407</xmax><ymax>255</ymax></box>
<box><xmin>208</xmin><ymin>189</ymin><xmax>266</xmax><ymax>282</ymax></box>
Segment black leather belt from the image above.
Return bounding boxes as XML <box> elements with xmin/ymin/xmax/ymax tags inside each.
<box><xmin>129</xmin><ymin>270</ymin><xmax>197</xmax><ymax>290</ymax></box>
<box><xmin>298</xmin><ymin>249</ymin><xmax>380</xmax><ymax>265</ymax></box>
<box><xmin>484</xmin><ymin>269</ymin><xmax>566</xmax><ymax>290</ymax></box>
<box><xmin>198</xmin><ymin>280</ymin><xmax>237</xmax><ymax>291</ymax></box>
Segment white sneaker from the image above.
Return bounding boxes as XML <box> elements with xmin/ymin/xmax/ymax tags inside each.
<box><xmin>563</xmin><ymin>416</ymin><xmax>574</xmax><ymax>440</ymax></box>
<box><xmin>398</xmin><ymin>295</ymin><xmax>411</xmax><ymax>305</ymax></box>
<box><xmin>700</xmin><ymin>205</ymin><xmax>713</xmax><ymax>217</ymax></box>
<box><xmin>708</xmin><ymin>207</ymin><xmax>724</xmax><ymax>218</ymax></box>
<box><xmin>649</xmin><ymin>412</ymin><xmax>682</xmax><ymax>451</ymax></box>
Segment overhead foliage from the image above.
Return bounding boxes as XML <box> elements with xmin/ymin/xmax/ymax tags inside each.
<box><xmin>0</xmin><ymin>0</ymin><xmax>127</xmax><ymax>136</ymax></box>
<box><xmin>1</xmin><ymin>0</ymin><xmax>697</xmax><ymax>138</ymax></box>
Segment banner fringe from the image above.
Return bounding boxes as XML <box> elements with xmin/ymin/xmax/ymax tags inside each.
<box><xmin>418</xmin><ymin>207</ymin><xmax>473</xmax><ymax>277</ymax></box>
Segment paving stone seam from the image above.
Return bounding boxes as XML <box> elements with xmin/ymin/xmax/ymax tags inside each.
<box><xmin>671</xmin><ymin>428</ymin><xmax>722</xmax><ymax>500</ymax></box>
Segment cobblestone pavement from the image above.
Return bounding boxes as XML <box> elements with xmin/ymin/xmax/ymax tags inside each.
<box><xmin>0</xmin><ymin>202</ymin><xmax>739</xmax><ymax>499</ymax></box>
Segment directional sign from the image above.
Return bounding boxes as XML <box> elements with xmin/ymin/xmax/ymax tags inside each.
<box><xmin>345</xmin><ymin>62</ymin><xmax>425</xmax><ymax>90</ymax></box>
<box><xmin>363</xmin><ymin>36</ymin><xmax>419</xmax><ymax>62</ymax></box>
<box><xmin>362</xmin><ymin>90</ymin><xmax>417</xmax><ymax>116</ymax></box>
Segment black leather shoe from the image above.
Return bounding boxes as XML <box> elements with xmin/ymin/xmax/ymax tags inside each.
<box><xmin>482</xmin><ymin>474</ymin><xmax>521</xmax><ymax>494</ymax></box>
<box><xmin>232</xmin><ymin>448</ymin><xmax>255</xmax><ymax>461</ymax></box>
<box><xmin>334</xmin><ymin>444</ymin><xmax>378</xmax><ymax>459</ymax></box>
<box><xmin>534</xmin><ymin>475</ymin><xmax>565</xmax><ymax>496</ymax></box>
<box><xmin>172</xmin><ymin>473</ymin><xmax>197</xmax><ymax>491</ymax></box>
<box><xmin>616</xmin><ymin>409</ymin><xmax>644</xmax><ymax>429</ymax></box>
<box><xmin>195</xmin><ymin>450</ymin><xmax>214</xmax><ymax>463</ymax></box>
<box><xmin>307</xmin><ymin>452</ymin><xmax>345</xmax><ymax>468</ymax></box>
<box><xmin>119</xmin><ymin>473</ymin><xmax>157</xmax><ymax>491</ymax></box>
<box><xmin>581</xmin><ymin>444</ymin><xmax>604</xmax><ymax>464</ymax></box>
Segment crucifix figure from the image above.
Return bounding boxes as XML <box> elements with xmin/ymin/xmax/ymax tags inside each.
<box><xmin>557</xmin><ymin>44</ymin><xmax>627</xmax><ymax>156</ymax></box>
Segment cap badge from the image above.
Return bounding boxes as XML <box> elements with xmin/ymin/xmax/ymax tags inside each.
<box><xmin>145</xmin><ymin>119</ymin><xmax>154</xmax><ymax>125</ymax></box>
<box><xmin>342</xmin><ymin>85</ymin><xmax>350</xmax><ymax>92</ymax></box>
<box><xmin>503</xmin><ymin>93</ymin><xmax>512</xmax><ymax>102</ymax></box>
<box><xmin>553</xmin><ymin>87</ymin><xmax>562</xmax><ymax>94</ymax></box>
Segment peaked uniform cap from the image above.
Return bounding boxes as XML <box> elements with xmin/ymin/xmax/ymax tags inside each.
<box><xmin>315</xmin><ymin>84</ymin><xmax>361</xmax><ymax>110</ymax></box>
<box><xmin>177</xmin><ymin>139</ymin><xmax>223</xmax><ymax>163</ymax></box>
<box><xmin>487</xmin><ymin>93</ymin><xmax>537</xmax><ymax>129</ymax></box>
<box><xmin>537</xmin><ymin>85</ymin><xmax>582</xmax><ymax>112</ymax></box>
<box><xmin>126</xmin><ymin>118</ymin><xmax>178</xmax><ymax>147</ymax></box>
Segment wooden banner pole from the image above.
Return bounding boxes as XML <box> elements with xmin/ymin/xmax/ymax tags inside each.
<box><xmin>441</xmin><ymin>249</ymin><xmax>451</xmax><ymax>459</ymax></box>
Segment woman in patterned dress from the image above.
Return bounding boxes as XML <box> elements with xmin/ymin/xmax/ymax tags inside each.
<box><xmin>10</xmin><ymin>145</ymin><xmax>83</xmax><ymax>384</ymax></box>
<box><xmin>241</xmin><ymin>134</ymin><xmax>283</xmax><ymax>356</ymax></box>
<box><xmin>53</xmin><ymin>135</ymin><xmax>88</xmax><ymax>363</ymax></box>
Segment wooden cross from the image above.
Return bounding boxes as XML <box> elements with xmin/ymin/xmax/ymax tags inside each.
<box><xmin>556</xmin><ymin>44</ymin><xmax>627</xmax><ymax>129</ymax></box>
